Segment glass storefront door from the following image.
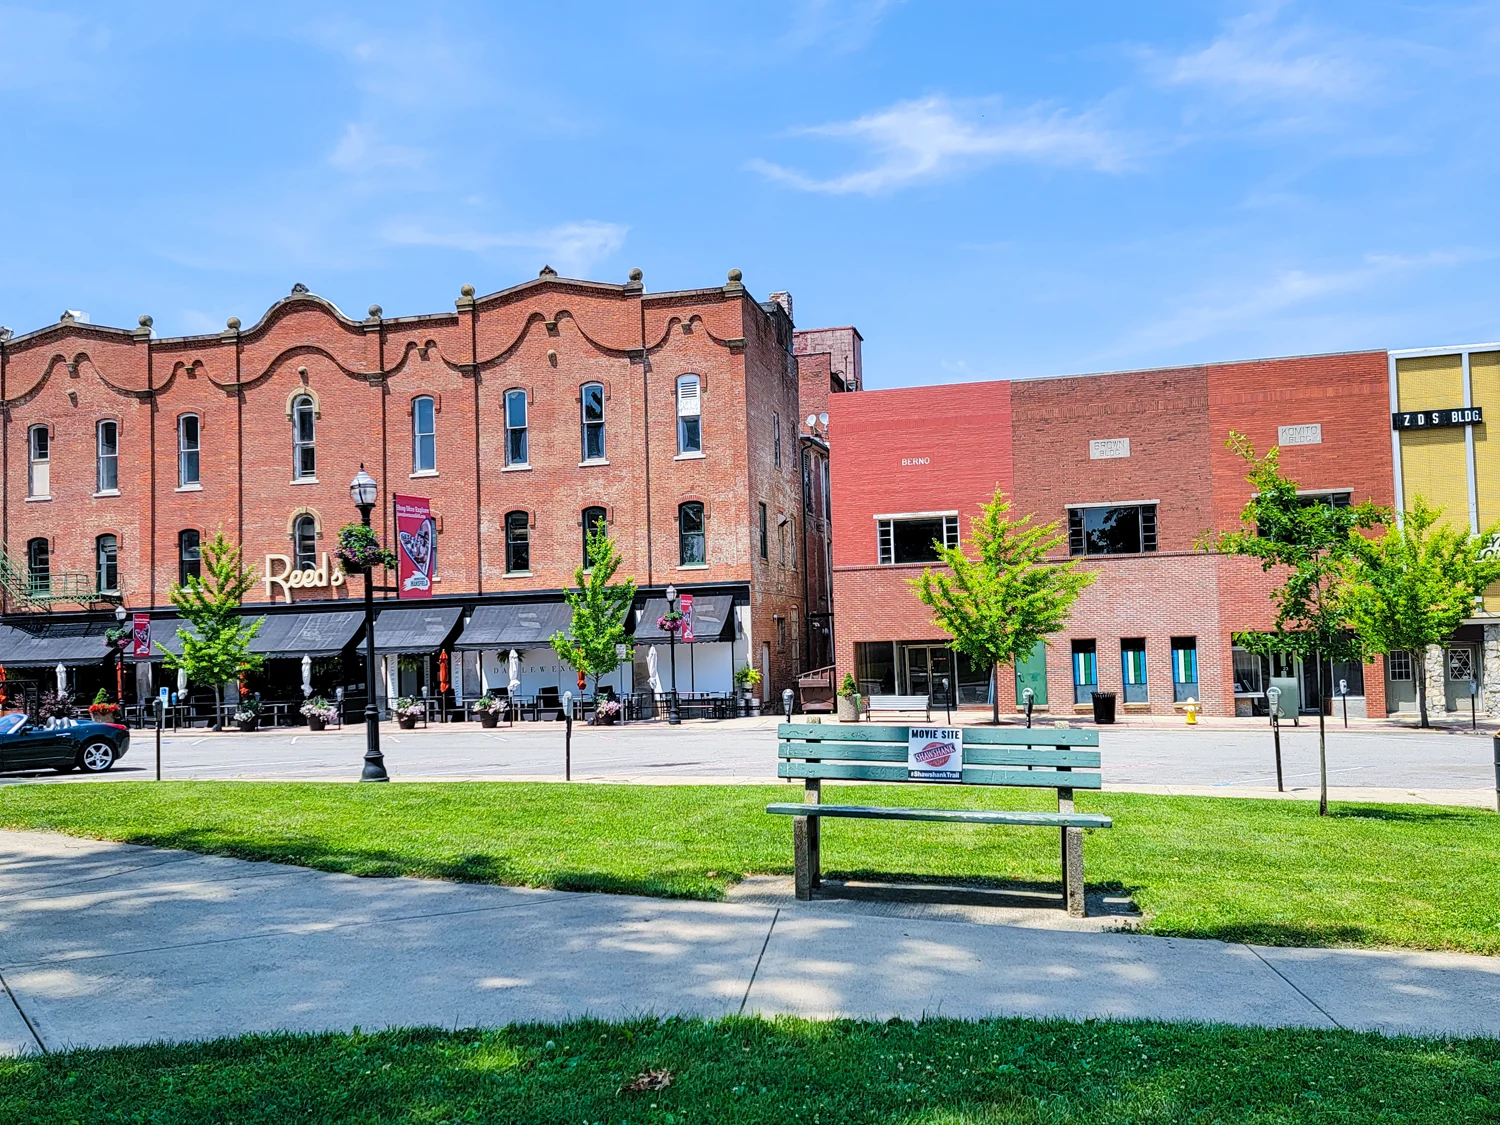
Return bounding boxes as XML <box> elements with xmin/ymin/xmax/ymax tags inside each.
<box><xmin>902</xmin><ymin>645</ymin><xmax>954</xmax><ymax>707</ymax></box>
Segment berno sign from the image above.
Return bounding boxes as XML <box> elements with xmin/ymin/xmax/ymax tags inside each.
<box><xmin>1392</xmin><ymin>407</ymin><xmax>1482</xmax><ymax>430</ymax></box>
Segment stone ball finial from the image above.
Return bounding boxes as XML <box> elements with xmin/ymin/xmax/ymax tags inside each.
<box><xmin>0</xmin><ymin>326</ymin><xmax>11</xmax><ymax>342</ymax></box>
<box><xmin>291</xmin><ymin>282</ymin><xmax>310</xmax><ymax>295</ymax></box>
<box><xmin>368</xmin><ymin>304</ymin><xmax>382</xmax><ymax>318</ymax></box>
<box><xmin>138</xmin><ymin>314</ymin><xmax>153</xmax><ymax>328</ymax></box>
<box><xmin>460</xmin><ymin>284</ymin><xmax>475</xmax><ymax>298</ymax></box>
<box><xmin>226</xmin><ymin>316</ymin><xmax>241</xmax><ymax>330</ymax></box>
<box><xmin>727</xmin><ymin>268</ymin><xmax>742</xmax><ymax>283</ymax></box>
<box><xmin>629</xmin><ymin>268</ymin><xmax>643</xmax><ymax>282</ymax></box>
<box><xmin>539</xmin><ymin>265</ymin><xmax>557</xmax><ymax>277</ymax></box>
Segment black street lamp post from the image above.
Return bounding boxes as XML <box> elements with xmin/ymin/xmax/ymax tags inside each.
<box><xmin>665</xmin><ymin>584</ymin><xmax>680</xmax><ymax>726</ymax></box>
<box><xmin>351</xmin><ymin>467</ymin><xmax>389</xmax><ymax>782</ymax></box>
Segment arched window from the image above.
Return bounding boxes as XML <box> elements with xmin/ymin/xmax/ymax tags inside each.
<box><xmin>679</xmin><ymin>501</ymin><xmax>705</xmax><ymax>566</ymax></box>
<box><xmin>773</xmin><ymin>411</ymin><xmax>781</xmax><ymax>468</ymax></box>
<box><xmin>292</xmin><ymin>395</ymin><xmax>316</xmax><ymax>479</ymax></box>
<box><xmin>26</xmin><ymin>538</ymin><xmax>49</xmax><ymax>593</ymax></box>
<box><xmin>27</xmin><ymin>425</ymin><xmax>49</xmax><ymax>498</ymax></box>
<box><xmin>96</xmin><ymin>534</ymin><xmax>118</xmax><ymax>594</ymax></box>
<box><xmin>412</xmin><ymin>396</ymin><xmax>436</xmax><ymax>473</ymax></box>
<box><xmin>96</xmin><ymin>420</ymin><xmax>118</xmax><ymax>493</ymax></box>
<box><xmin>582</xmin><ymin>506</ymin><xmax>607</xmax><ymax>566</ymax></box>
<box><xmin>293</xmin><ymin>515</ymin><xmax>317</xmax><ymax>571</ymax></box>
<box><xmin>178</xmin><ymin>414</ymin><xmax>201</xmax><ymax>487</ymax></box>
<box><xmin>505</xmin><ymin>389</ymin><xmax>528</xmax><ymax>466</ymax></box>
<box><xmin>178</xmin><ymin>529</ymin><xmax>202</xmax><ymax>586</ymax></box>
<box><xmin>676</xmin><ymin>375</ymin><xmax>701</xmax><ymax>454</ymax></box>
<box><xmin>505</xmin><ymin>510</ymin><xmax>530</xmax><ymax>573</ymax></box>
<box><xmin>580</xmin><ymin>383</ymin><xmax>605</xmax><ymax>462</ymax></box>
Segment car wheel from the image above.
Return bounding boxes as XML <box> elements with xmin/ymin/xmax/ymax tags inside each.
<box><xmin>78</xmin><ymin>742</ymin><xmax>116</xmax><ymax>773</ymax></box>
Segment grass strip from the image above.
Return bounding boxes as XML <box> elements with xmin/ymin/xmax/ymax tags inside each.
<box><xmin>3</xmin><ymin>781</ymin><xmax>1499</xmax><ymax>953</ymax></box>
<box><xmin>4</xmin><ymin>1015</ymin><xmax>1499</xmax><ymax>1124</ymax></box>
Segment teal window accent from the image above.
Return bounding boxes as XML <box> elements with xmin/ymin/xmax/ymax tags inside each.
<box><xmin>1172</xmin><ymin>636</ymin><xmax>1199</xmax><ymax>703</ymax></box>
<box><xmin>1072</xmin><ymin>639</ymin><xmax>1097</xmax><ymax>704</ymax></box>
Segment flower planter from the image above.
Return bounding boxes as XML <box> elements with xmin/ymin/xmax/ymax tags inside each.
<box><xmin>89</xmin><ymin>707</ymin><xmax>120</xmax><ymax>724</ymax></box>
<box><xmin>596</xmin><ymin>712</ymin><xmax>617</xmax><ymax>726</ymax></box>
<box><xmin>237</xmin><ymin>718</ymin><xmax>258</xmax><ymax>733</ymax></box>
<box><xmin>397</xmin><ymin>714</ymin><xmax>418</xmax><ymax>730</ymax></box>
<box><xmin>836</xmin><ymin>695</ymin><xmax>861</xmax><ymax>722</ymax></box>
<box><xmin>307</xmin><ymin>715</ymin><xmax>327</xmax><ymax>732</ymax></box>
<box><xmin>479</xmin><ymin>711</ymin><xmax>499</xmax><ymax>728</ymax></box>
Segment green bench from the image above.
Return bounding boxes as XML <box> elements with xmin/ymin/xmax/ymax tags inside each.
<box><xmin>767</xmin><ymin>723</ymin><xmax>1111</xmax><ymax>916</ymax></box>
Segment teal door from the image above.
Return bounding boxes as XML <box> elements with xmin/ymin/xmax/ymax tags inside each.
<box><xmin>1014</xmin><ymin>641</ymin><xmax>1049</xmax><ymax>706</ymax></box>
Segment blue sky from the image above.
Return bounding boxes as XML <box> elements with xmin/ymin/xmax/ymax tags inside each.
<box><xmin>3</xmin><ymin>2</ymin><xmax>1500</xmax><ymax>387</ymax></box>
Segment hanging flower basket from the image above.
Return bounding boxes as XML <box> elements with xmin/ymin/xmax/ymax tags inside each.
<box><xmin>335</xmin><ymin>524</ymin><xmax>397</xmax><ymax>574</ymax></box>
<box><xmin>657</xmin><ymin>610</ymin><xmax>684</xmax><ymax>633</ymax></box>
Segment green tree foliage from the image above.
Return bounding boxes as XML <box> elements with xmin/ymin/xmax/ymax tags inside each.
<box><xmin>1345</xmin><ymin>496</ymin><xmax>1500</xmax><ymax>729</ymax></box>
<box><xmin>1210</xmin><ymin>433</ymin><xmax>1386</xmax><ymax>812</ymax></box>
<box><xmin>910</xmin><ymin>489</ymin><xmax>1095</xmax><ymax>724</ymax></box>
<box><xmin>160</xmin><ymin>531</ymin><xmax>265</xmax><ymax>729</ymax></box>
<box><xmin>550</xmin><ymin>526</ymin><xmax>637</xmax><ymax>710</ymax></box>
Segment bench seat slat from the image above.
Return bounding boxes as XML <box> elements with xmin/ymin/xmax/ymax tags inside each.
<box><xmin>765</xmin><ymin>803</ymin><xmax>1112</xmax><ymax>829</ymax></box>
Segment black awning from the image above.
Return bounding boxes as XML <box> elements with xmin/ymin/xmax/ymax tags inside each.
<box><xmin>632</xmin><ymin>594</ymin><xmax>736</xmax><ymax>642</ymax></box>
<box><xmin>453</xmin><ymin>602</ymin><xmax>574</xmax><ymax>651</ymax></box>
<box><xmin>0</xmin><ymin>621</ymin><xmax>116</xmax><ymax>667</ymax></box>
<box><xmin>372</xmin><ymin>605</ymin><xmax>463</xmax><ymax>655</ymax></box>
<box><xmin>252</xmin><ymin>611</ymin><xmax>364</xmax><ymax>657</ymax></box>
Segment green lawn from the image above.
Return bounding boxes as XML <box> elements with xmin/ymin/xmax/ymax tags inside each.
<box><xmin>2</xmin><ymin>781</ymin><xmax>1498</xmax><ymax>953</ymax></box>
<box><xmin>4</xmin><ymin>1016</ymin><xmax>1499</xmax><ymax>1124</ymax></box>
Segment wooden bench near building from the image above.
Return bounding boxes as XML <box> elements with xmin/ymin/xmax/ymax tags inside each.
<box><xmin>767</xmin><ymin>723</ymin><xmax>1111</xmax><ymax>916</ymax></box>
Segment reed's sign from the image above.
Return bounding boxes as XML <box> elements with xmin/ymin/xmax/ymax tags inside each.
<box><xmin>264</xmin><ymin>553</ymin><xmax>346</xmax><ymax>599</ymax></box>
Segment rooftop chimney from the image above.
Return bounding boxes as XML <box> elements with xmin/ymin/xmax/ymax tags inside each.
<box><xmin>767</xmin><ymin>291</ymin><xmax>793</xmax><ymax>323</ymax></box>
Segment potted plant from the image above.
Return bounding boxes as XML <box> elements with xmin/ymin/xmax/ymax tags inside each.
<box><xmin>393</xmin><ymin>696</ymin><xmax>424</xmax><ymax>730</ymax></box>
<box><xmin>334</xmin><ymin>523</ymin><xmax>397</xmax><ymax>574</ymax></box>
<box><xmin>88</xmin><ymin>688</ymin><xmax>119</xmax><ymax>723</ymax></box>
<box><xmin>473</xmin><ymin>693</ymin><xmax>507</xmax><ymax>728</ymax></box>
<box><xmin>733</xmin><ymin>665</ymin><xmax>762</xmax><ymax>716</ymax></box>
<box><xmin>837</xmin><ymin>672</ymin><xmax>862</xmax><ymax>722</ymax></box>
<box><xmin>657</xmin><ymin>609</ymin><xmax>684</xmax><ymax>633</ymax></box>
<box><xmin>233</xmin><ymin>697</ymin><xmax>262</xmax><ymax>732</ymax></box>
<box><xmin>594</xmin><ymin>698</ymin><xmax>622</xmax><ymax>726</ymax></box>
<box><xmin>300</xmin><ymin>695</ymin><xmax>337</xmax><ymax>732</ymax></box>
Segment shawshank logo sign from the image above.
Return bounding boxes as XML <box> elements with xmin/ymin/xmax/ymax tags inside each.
<box><xmin>907</xmin><ymin>726</ymin><xmax>962</xmax><ymax>782</ymax></box>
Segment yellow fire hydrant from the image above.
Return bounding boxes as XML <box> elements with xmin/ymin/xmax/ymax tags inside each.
<box><xmin>1184</xmin><ymin>698</ymin><xmax>1200</xmax><ymax>725</ymax></box>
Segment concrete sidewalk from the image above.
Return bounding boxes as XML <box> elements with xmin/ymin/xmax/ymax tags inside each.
<box><xmin>3</xmin><ymin>829</ymin><xmax>1499</xmax><ymax>1055</ymax></box>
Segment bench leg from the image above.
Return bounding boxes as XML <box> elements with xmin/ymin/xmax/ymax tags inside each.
<box><xmin>1061</xmin><ymin>827</ymin><xmax>1085</xmax><ymax>917</ymax></box>
<box><xmin>793</xmin><ymin>817</ymin><xmax>813</xmax><ymax>900</ymax></box>
<box><xmin>806</xmin><ymin>778</ymin><xmax>821</xmax><ymax>889</ymax></box>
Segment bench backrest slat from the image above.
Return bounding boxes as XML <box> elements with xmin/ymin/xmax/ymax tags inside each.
<box><xmin>775</xmin><ymin>743</ymin><xmax>1099</xmax><ymax>768</ymax></box>
<box><xmin>779</xmin><ymin>761</ymin><xmax>909</xmax><ymax>783</ymax></box>
<box><xmin>961</xmin><ymin>766</ymin><xmax>1101</xmax><ymax>789</ymax></box>
<box><xmin>778</xmin><ymin>742</ymin><xmax>907</xmax><ymax>763</ymax></box>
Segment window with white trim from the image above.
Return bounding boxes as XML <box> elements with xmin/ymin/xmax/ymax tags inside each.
<box><xmin>178</xmin><ymin>414</ymin><xmax>200</xmax><ymax>487</ymax></box>
<box><xmin>412</xmin><ymin>396</ymin><xmax>436</xmax><ymax>473</ymax></box>
<box><xmin>96</xmin><ymin>420</ymin><xmax>118</xmax><ymax>493</ymax></box>
<box><xmin>505</xmin><ymin>389</ymin><xmax>528</xmax><ymax>465</ymax></box>
<box><xmin>581</xmin><ymin>383</ymin><xmax>605</xmax><ymax>461</ymax></box>
<box><xmin>505</xmin><ymin>510</ymin><xmax>530</xmax><ymax>572</ymax></box>
<box><xmin>27</xmin><ymin>425</ymin><xmax>49</xmax><ymax>498</ymax></box>
<box><xmin>676</xmin><ymin>375</ymin><xmax>702</xmax><ymax>454</ymax></box>
<box><xmin>876</xmin><ymin>514</ymin><xmax>958</xmax><ymax>565</ymax></box>
<box><xmin>292</xmin><ymin>396</ymin><xmax>316</xmax><ymax>479</ymax></box>
<box><xmin>679</xmin><ymin>501</ymin><xmax>705</xmax><ymax>565</ymax></box>
<box><xmin>26</xmin><ymin>538</ymin><xmax>49</xmax><ymax>592</ymax></box>
<box><xmin>179</xmin><ymin>529</ymin><xmax>202</xmax><ymax>586</ymax></box>
<box><xmin>1388</xmin><ymin>650</ymin><xmax>1414</xmax><ymax>681</ymax></box>
<box><xmin>96</xmin><ymin>534</ymin><xmax>118</xmax><ymax>594</ymax></box>
<box><xmin>293</xmin><ymin>515</ymin><xmax>317</xmax><ymax>571</ymax></box>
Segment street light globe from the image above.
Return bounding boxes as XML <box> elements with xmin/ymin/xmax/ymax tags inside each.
<box><xmin>349</xmin><ymin>466</ymin><xmax>378</xmax><ymax>511</ymax></box>
<box><xmin>114</xmin><ymin>604</ymin><xmax>127</xmax><ymax>622</ymax></box>
<box><xmin>665</xmin><ymin>584</ymin><xmax>677</xmax><ymax>604</ymax></box>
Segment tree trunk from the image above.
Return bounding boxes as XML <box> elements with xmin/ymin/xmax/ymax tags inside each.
<box><xmin>211</xmin><ymin>682</ymin><xmax>223</xmax><ymax>733</ymax></box>
<box><xmin>1316</xmin><ymin>653</ymin><xmax>1328</xmax><ymax>816</ymax></box>
<box><xmin>992</xmin><ymin>663</ymin><xmax>1000</xmax><ymax>726</ymax></box>
<box><xmin>1415</xmin><ymin>652</ymin><xmax>1431</xmax><ymax>729</ymax></box>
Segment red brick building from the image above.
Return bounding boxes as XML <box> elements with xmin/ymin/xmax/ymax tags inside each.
<box><xmin>829</xmin><ymin>351</ymin><xmax>1394</xmax><ymax>718</ymax></box>
<box><xmin>0</xmin><ymin>268</ymin><xmax>851</xmax><ymax>714</ymax></box>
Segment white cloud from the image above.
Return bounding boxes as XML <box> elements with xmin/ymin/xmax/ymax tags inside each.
<box><xmin>751</xmin><ymin>95</ymin><xmax>1129</xmax><ymax>195</ymax></box>
<box><xmin>1159</xmin><ymin>6</ymin><xmax>1368</xmax><ymax>102</ymax></box>
<box><xmin>778</xmin><ymin>0</ymin><xmax>901</xmax><ymax>53</ymax></box>
<box><xmin>381</xmin><ymin>220</ymin><xmax>628</xmax><ymax>275</ymax></box>
<box><xmin>329</xmin><ymin>123</ymin><xmax>427</xmax><ymax>173</ymax></box>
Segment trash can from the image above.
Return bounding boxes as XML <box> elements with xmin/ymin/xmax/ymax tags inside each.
<box><xmin>1091</xmin><ymin>690</ymin><xmax>1117</xmax><ymax>724</ymax></box>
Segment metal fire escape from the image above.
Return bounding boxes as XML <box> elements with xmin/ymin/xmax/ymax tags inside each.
<box><xmin>0</xmin><ymin>547</ymin><xmax>108</xmax><ymax>613</ymax></box>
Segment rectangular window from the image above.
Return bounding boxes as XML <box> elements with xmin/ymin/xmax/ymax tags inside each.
<box><xmin>1121</xmin><ymin>638</ymin><xmax>1148</xmax><ymax>704</ymax></box>
<box><xmin>1067</xmin><ymin>504</ymin><xmax>1158</xmax><ymax>556</ymax></box>
<box><xmin>1072</xmin><ymin>639</ymin><xmax>1098</xmax><ymax>705</ymax></box>
<box><xmin>1232</xmin><ymin>646</ymin><xmax>1269</xmax><ymax>695</ymax></box>
<box><xmin>179</xmin><ymin>530</ymin><xmax>202</xmax><ymax>586</ymax></box>
<box><xmin>505</xmin><ymin>511</ymin><xmax>530</xmax><ymax>573</ymax></box>
<box><xmin>505</xmin><ymin>390</ymin><xmax>528</xmax><ymax>466</ymax></box>
<box><xmin>413</xmin><ymin>397</ymin><xmax>436</xmax><ymax>473</ymax></box>
<box><xmin>679</xmin><ymin>502</ymin><xmax>706</xmax><ymax>566</ymax></box>
<box><xmin>28</xmin><ymin>426</ymin><xmax>49</xmax><ymax>498</ymax></box>
<box><xmin>855</xmin><ymin>640</ymin><xmax>897</xmax><ymax>695</ymax></box>
<box><xmin>1388</xmin><ymin>650</ymin><xmax>1413</xmax><ymax>681</ymax></box>
<box><xmin>758</xmin><ymin>502</ymin><xmax>768</xmax><ymax>560</ymax></box>
<box><xmin>26</xmin><ymin>539</ymin><xmax>49</xmax><ymax>593</ymax></box>
<box><xmin>801</xmin><ymin>450</ymin><xmax>812</xmax><ymax>508</ymax></box>
<box><xmin>96</xmin><ymin>534</ymin><xmax>118</xmax><ymax>594</ymax></box>
<box><xmin>677</xmin><ymin>375</ymin><xmax>702</xmax><ymax>454</ymax></box>
<box><xmin>788</xmin><ymin>517</ymin><xmax>796</xmax><ymax>569</ymax></box>
<box><xmin>581</xmin><ymin>383</ymin><xmax>605</xmax><ymax>461</ymax></box>
<box><xmin>1171</xmin><ymin>637</ymin><xmax>1199</xmax><ymax>703</ymax></box>
<box><xmin>776</xmin><ymin>616</ymin><xmax>786</xmax><ymax>652</ymax></box>
<box><xmin>178</xmin><ymin>415</ymin><xmax>201</xmax><ymax>486</ymax></box>
<box><xmin>876</xmin><ymin>514</ymin><xmax>958</xmax><ymax>564</ymax></box>
<box><xmin>96</xmin><ymin>420</ymin><xmax>118</xmax><ymax>493</ymax></box>
<box><xmin>773</xmin><ymin>412</ymin><xmax>781</xmax><ymax>468</ymax></box>
<box><xmin>292</xmin><ymin>397</ymin><xmax>316</xmax><ymax>479</ymax></box>
<box><xmin>779</xmin><ymin>520</ymin><xmax>786</xmax><ymax>566</ymax></box>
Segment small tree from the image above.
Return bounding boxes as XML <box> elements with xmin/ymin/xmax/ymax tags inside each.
<box><xmin>911</xmin><ymin>489</ymin><xmax>1096</xmax><ymax>724</ymax></box>
<box><xmin>160</xmin><ymin>530</ymin><xmax>265</xmax><ymax>730</ymax></box>
<box><xmin>551</xmin><ymin>525</ymin><xmax>637</xmax><ymax>713</ymax></box>
<box><xmin>1210</xmin><ymin>434</ymin><xmax>1385</xmax><ymax>814</ymax></box>
<box><xmin>1345</xmin><ymin>496</ymin><xmax>1500</xmax><ymax>729</ymax></box>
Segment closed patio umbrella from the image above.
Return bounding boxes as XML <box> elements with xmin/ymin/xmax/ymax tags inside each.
<box><xmin>55</xmin><ymin>663</ymin><xmax>67</xmax><ymax>698</ymax></box>
<box><xmin>507</xmin><ymin>649</ymin><xmax>520</xmax><ymax>694</ymax></box>
<box><xmin>647</xmin><ymin>646</ymin><xmax>662</xmax><ymax>693</ymax></box>
<box><xmin>438</xmin><ymin>650</ymin><xmax>451</xmax><ymax>694</ymax></box>
<box><xmin>301</xmin><ymin>654</ymin><xmax>313</xmax><ymax>698</ymax></box>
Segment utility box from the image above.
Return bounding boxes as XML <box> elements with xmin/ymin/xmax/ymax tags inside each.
<box><xmin>1269</xmin><ymin>676</ymin><xmax>1299</xmax><ymax>719</ymax></box>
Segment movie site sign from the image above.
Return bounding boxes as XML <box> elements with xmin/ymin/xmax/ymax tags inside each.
<box><xmin>394</xmin><ymin>494</ymin><xmax>436</xmax><ymax>598</ymax></box>
<box><xmin>907</xmin><ymin>726</ymin><xmax>962</xmax><ymax>782</ymax></box>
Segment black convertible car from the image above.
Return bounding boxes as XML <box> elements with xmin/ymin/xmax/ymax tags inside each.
<box><xmin>0</xmin><ymin>712</ymin><xmax>130</xmax><ymax>774</ymax></box>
